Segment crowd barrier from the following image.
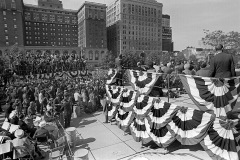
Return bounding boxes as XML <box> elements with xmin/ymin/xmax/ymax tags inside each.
<box><xmin>105</xmin><ymin>68</ymin><xmax>240</xmax><ymax>160</ymax></box>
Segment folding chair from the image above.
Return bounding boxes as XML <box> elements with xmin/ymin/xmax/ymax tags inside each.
<box><xmin>49</xmin><ymin>145</ymin><xmax>65</xmax><ymax>160</ymax></box>
<box><xmin>9</xmin><ymin>124</ymin><xmax>20</xmax><ymax>134</ymax></box>
<box><xmin>13</xmin><ymin>145</ymin><xmax>35</xmax><ymax>160</ymax></box>
<box><xmin>1</xmin><ymin>121</ymin><xmax>11</xmax><ymax>131</ymax></box>
<box><xmin>0</xmin><ymin>142</ymin><xmax>13</xmax><ymax>160</ymax></box>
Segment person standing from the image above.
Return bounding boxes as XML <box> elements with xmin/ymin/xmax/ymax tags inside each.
<box><xmin>209</xmin><ymin>44</ymin><xmax>236</xmax><ymax>78</ymax></box>
<box><xmin>61</xmin><ymin>93</ymin><xmax>72</xmax><ymax>128</ymax></box>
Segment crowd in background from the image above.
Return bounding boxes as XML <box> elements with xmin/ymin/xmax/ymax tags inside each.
<box><xmin>1</xmin><ymin>51</ymin><xmax>86</xmax><ymax>77</ymax></box>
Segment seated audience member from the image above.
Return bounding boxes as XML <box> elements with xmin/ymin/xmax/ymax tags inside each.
<box><xmin>196</xmin><ymin>61</ymin><xmax>210</xmax><ymax>77</ymax></box>
<box><xmin>11</xmin><ymin>129</ymin><xmax>44</xmax><ymax>159</ymax></box>
<box><xmin>33</xmin><ymin>121</ymin><xmax>51</xmax><ymax>143</ymax></box>
<box><xmin>44</xmin><ymin>105</ymin><xmax>56</xmax><ymax>122</ymax></box>
<box><xmin>9</xmin><ymin>110</ymin><xmax>19</xmax><ymax>125</ymax></box>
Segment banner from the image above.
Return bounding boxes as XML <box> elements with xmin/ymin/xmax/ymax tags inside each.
<box><xmin>179</xmin><ymin>75</ymin><xmax>240</xmax><ymax>117</ymax></box>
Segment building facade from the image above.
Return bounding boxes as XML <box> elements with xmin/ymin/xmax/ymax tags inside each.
<box><xmin>23</xmin><ymin>0</ymin><xmax>78</xmax><ymax>47</ymax></box>
<box><xmin>77</xmin><ymin>1</ymin><xmax>108</xmax><ymax>64</ymax></box>
<box><xmin>162</xmin><ymin>14</ymin><xmax>173</xmax><ymax>52</ymax></box>
<box><xmin>0</xmin><ymin>0</ymin><xmax>25</xmax><ymax>47</ymax></box>
<box><xmin>106</xmin><ymin>0</ymin><xmax>163</xmax><ymax>56</ymax></box>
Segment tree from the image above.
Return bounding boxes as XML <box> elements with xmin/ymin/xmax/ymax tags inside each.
<box><xmin>122</xmin><ymin>50</ymin><xmax>141</xmax><ymax>69</ymax></box>
<box><xmin>175</xmin><ymin>52</ymin><xmax>186</xmax><ymax>63</ymax></box>
<box><xmin>100</xmin><ymin>51</ymin><xmax>116</xmax><ymax>69</ymax></box>
<box><xmin>145</xmin><ymin>52</ymin><xmax>161</xmax><ymax>65</ymax></box>
<box><xmin>202</xmin><ymin>30</ymin><xmax>240</xmax><ymax>55</ymax></box>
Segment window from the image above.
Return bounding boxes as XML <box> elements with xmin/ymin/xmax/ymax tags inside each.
<box><xmin>49</xmin><ymin>15</ymin><xmax>55</xmax><ymax>22</ymax></box>
<box><xmin>65</xmin><ymin>16</ymin><xmax>70</xmax><ymax>23</ymax></box>
<box><xmin>3</xmin><ymin>11</ymin><xmax>6</xmax><ymax>15</ymax></box>
<box><xmin>4</xmin><ymin>24</ymin><xmax>7</xmax><ymax>27</ymax></box>
<box><xmin>13</xmin><ymin>12</ymin><xmax>15</xmax><ymax>15</ymax></box>
<box><xmin>95</xmin><ymin>51</ymin><xmax>99</xmax><ymax>60</ymax></box>
<box><xmin>42</xmin><ymin>14</ymin><xmax>48</xmax><ymax>21</ymax></box>
<box><xmin>33</xmin><ymin>13</ymin><xmax>39</xmax><ymax>21</ymax></box>
<box><xmin>14</xmin><ymin>25</ymin><xmax>17</xmax><ymax>28</ymax></box>
<box><xmin>89</xmin><ymin>51</ymin><xmax>93</xmax><ymax>60</ymax></box>
<box><xmin>25</xmin><ymin>12</ymin><xmax>31</xmax><ymax>20</ymax></box>
<box><xmin>5</xmin><ymin>36</ymin><xmax>8</xmax><ymax>40</ymax></box>
<box><xmin>6</xmin><ymin>42</ymin><xmax>9</xmax><ymax>45</ymax></box>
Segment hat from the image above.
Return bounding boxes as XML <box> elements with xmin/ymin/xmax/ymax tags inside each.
<box><xmin>39</xmin><ymin>121</ymin><xmax>46</xmax><ymax>128</ymax></box>
<box><xmin>47</xmin><ymin>104</ymin><xmax>53</xmax><ymax>111</ymax></box>
<box><xmin>9</xmin><ymin>110</ymin><xmax>17</xmax><ymax>119</ymax></box>
<box><xmin>14</xmin><ymin>129</ymin><xmax>24</xmax><ymax>138</ymax></box>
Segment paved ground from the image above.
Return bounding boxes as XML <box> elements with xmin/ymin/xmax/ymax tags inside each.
<box><xmin>0</xmin><ymin>94</ymin><xmax>225</xmax><ymax>160</ymax></box>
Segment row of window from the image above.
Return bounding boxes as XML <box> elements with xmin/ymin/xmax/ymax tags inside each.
<box><xmin>26</xmin><ymin>41</ymin><xmax>76</xmax><ymax>46</ymax></box>
<box><xmin>25</xmin><ymin>12</ymin><xmax>77</xmax><ymax>24</ymax></box>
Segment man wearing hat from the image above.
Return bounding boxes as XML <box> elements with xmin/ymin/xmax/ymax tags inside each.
<box><xmin>11</xmin><ymin>129</ymin><xmax>44</xmax><ymax>159</ymax></box>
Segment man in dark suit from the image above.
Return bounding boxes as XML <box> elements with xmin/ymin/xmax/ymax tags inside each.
<box><xmin>209</xmin><ymin>44</ymin><xmax>236</xmax><ymax>78</ymax></box>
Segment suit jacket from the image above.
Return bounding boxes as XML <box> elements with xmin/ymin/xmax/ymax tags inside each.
<box><xmin>196</xmin><ymin>68</ymin><xmax>210</xmax><ymax>77</ymax></box>
<box><xmin>209</xmin><ymin>52</ymin><xmax>236</xmax><ymax>78</ymax></box>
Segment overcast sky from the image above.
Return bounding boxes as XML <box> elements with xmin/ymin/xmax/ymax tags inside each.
<box><xmin>23</xmin><ymin>0</ymin><xmax>240</xmax><ymax>51</ymax></box>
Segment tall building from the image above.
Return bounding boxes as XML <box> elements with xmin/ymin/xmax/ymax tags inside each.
<box><xmin>106</xmin><ymin>0</ymin><xmax>163</xmax><ymax>56</ymax></box>
<box><xmin>23</xmin><ymin>0</ymin><xmax>78</xmax><ymax>47</ymax></box>
<box><xmin>77</xmin><ymin>1</ymin><xmax>107</xmax><ymax>63</ymax></box>
<box><xmin>162</xmin><ymin>14</ymin><xmax>173</xmax><ymax>52</ymax></box>
<box><xmin>0</xmin><ymin>0</ymin><xmax>25</xmax><ymax>47</ymax></box>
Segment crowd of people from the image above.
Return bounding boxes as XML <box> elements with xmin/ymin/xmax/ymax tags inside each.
<box><xmin>0</xmin><ymin>76</ymin><xmax>106</xmax><ymax>159</ymax></box>
<box><xmin>1</xmin><ymin>50</ymin><xmax>87</xmax><ymax>78</ymax></box>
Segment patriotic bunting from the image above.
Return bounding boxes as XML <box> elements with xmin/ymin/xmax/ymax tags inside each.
<box><xmin>115</xmin><ymin>108</ymin><xmax>135</xmax><ymax>132</ymax></box>
<box><xmin>106</xmin><ymin>69</ymin><xmax>118</xmax><ymax>85</ymax></box>
<box><xmin>133</xmin><ymin>94</ymin><xmax>155</xmax><ymax>119</ymax></box>
<box><xmin>167</xmin><ymin>107</ymin><xmax>215</xmax><ymax>145</ymax></box>
<box><xmin>147</xmin><ymin>99</ymin><xmax>179</xmax><ymax>129</ymax></box>
<box><xmin>147</xmin><ymin>123</ymin><xmax>176</xmax><ymax>148</ymax></box>
<box><xmin>200</xmin><ymin>118</ymin><xmax>239</xmax><ymax>160</ymax></box>
<box><xmin>120</xmin><ymin>89</ymin><xmax>138</xmax><ymax>112</ymax></box>
<box><xmin>130</xmin><ymin>118</ymin><xmax>151</xmax><ymax>143</ymax></box>
<box><xmin>106</xmin><ymin>85</ymin><xmax>123</xmax><ymax>105</ymax></box>
<box><xmin>179</xmin><ymin>75</ymin><xmax>240</xmax><ymax>117</ymax></box>
<box><xmin>104</xmin><ymin>69</ymin><xmax>240</xmax><ymax>160</ymax></box>
<box><xmin>128</xmin><ymin>70</ymin><xmax>162</xmax><ymax>95</ymax></box>
<box><xmin>107</xmin><ymin>102</ymin><xmax>118</xmax><ymax>121</ymax></box>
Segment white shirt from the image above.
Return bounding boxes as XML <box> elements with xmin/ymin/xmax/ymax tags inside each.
<box><xmin>39</xmin><ymin>93</ymin><xmax>44</xmax><ymax>104</ymax></box>
<box><xmin>74</xmin><ymin>92</ymin><xmax>81</xmax><ymax>101</ymax></box>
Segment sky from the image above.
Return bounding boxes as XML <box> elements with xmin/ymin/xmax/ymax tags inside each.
<box><xmin>23</xmin><ymin>0</ymin><xmax>240</xmax><ymax>51</ymax></box>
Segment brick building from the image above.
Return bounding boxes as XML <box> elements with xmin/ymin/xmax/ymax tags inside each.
<box><xmin>77</xmin><ymin>1</ymin><xmax>108</xmax><ymax>64</ymax></box>
<box><xmin>0</xmin><ymin>0</ymin><xmax>25</xmax><ymax>47</ymax></box>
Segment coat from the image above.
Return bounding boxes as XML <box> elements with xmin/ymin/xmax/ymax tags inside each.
<box><xmin>208</xmin><ymin>52</ymin><xmax>236</xmax><ymax>78</ymax></box>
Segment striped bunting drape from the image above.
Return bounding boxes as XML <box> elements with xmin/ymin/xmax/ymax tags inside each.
<box><xmin>130</xmin><ymin>118</ymin><xmax>152</xmax><ymax>143</ymax></box>
<box><xmin>179</xmin><ymin>75</ymin><xmax>240</xmax><ymax>117</ymax></box>
<box><xmin>120</xmin><ymin>89</ymin><xmax>139</xmax><ymax>112</ymax></box>
<box><xmin>147</xmin><ymin>99</ymin><xmax>179</xmax><ymax>129</ymax></box>
<box><xmin>127</xmin><ymin>70</ymin><xmax>162</xmax><ymax>95</ymax></box>
<box><xmin>106</xmin><ymin>69</ymin><xmax>118</xmax><ymax>85</ymax></box>
<box><xmin>133</xmin><ymin>94</ymin><xmax>155</xmax><ymax>119</ymax></box>
<box><xmin>167</xmin><ymin>107</ymin><xmax>215</xmax><ymax>145</ymax></box>
<box><xmin>115</xmin><ymin>108</ymin><xmax>135</xmax><ymax>132</ymax></box>
<box><xmin>105</xmin><ymin>85</ymin><xmax>124</xmax><ymax>105</ymax></box>
<box><xmin>200</xmin><ymin>118</ymin><xmax>239</xmax><ymax>160</ymax></box>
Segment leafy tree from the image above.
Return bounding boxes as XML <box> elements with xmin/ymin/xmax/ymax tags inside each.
<box><xmin>122</xmin><ymin>50</ymin><xmax>141</xmax><ymax>69</ymax></box>
<box><xmin>175</xmin><ymin>52</ymin><xmax>186</xmax><ymax>63</ymax></box>
<box><xmin>100</xmin><ymin>51</ymin><xmax>116</xmax><ymax>69</ymax></box>
<box><xmin>145</xmin><ymin>52</ymin><xmax>161</xmax><ymax>65</ymax></box>
<box><xmin>202</xmin><ymin>30</ymin><xmax>240</xmax><ymax>55</ymax></box>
